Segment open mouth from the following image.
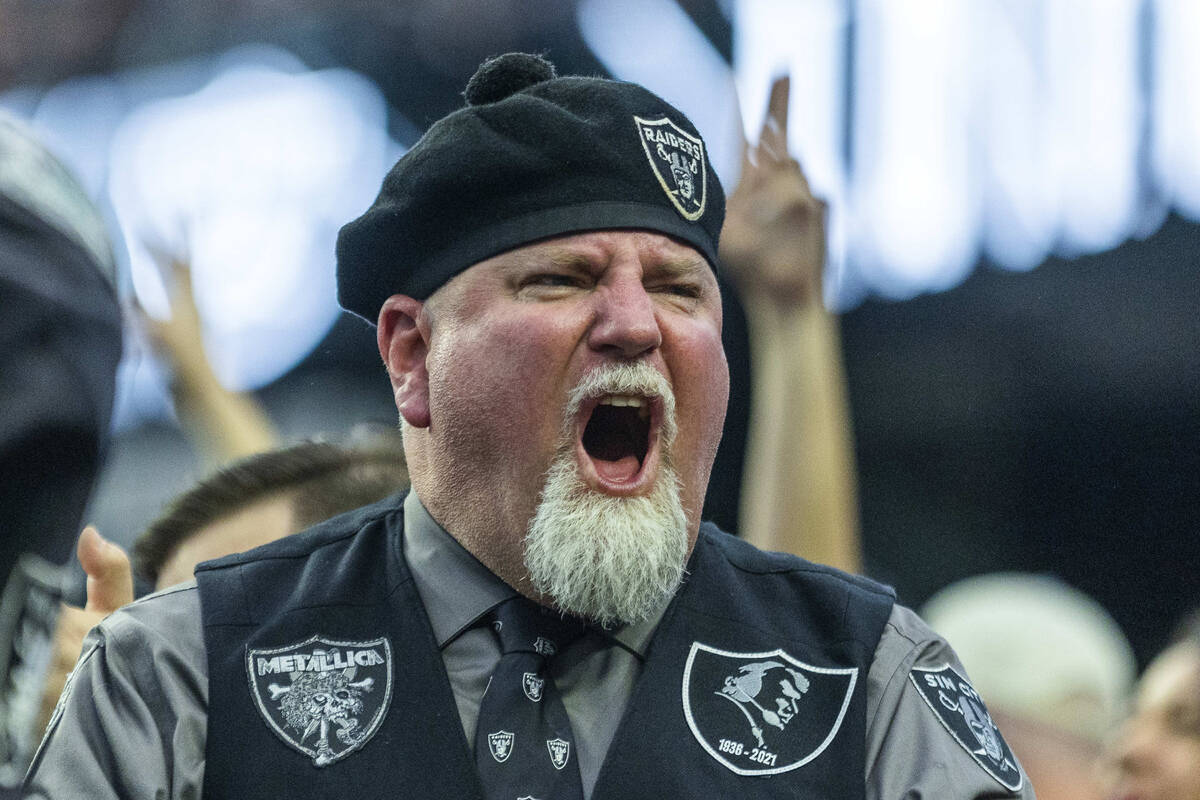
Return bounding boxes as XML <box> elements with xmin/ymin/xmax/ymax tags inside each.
<box><xmin>578</xmin><ymin>394</ymin><xmax>657</xmax><ymax>488</ymax></box>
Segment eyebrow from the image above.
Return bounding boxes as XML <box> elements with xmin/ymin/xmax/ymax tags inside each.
<box><xmin>538</xmin><ymin>251</ymin><xmax>594</xmax><ymax>272</ymax></box>
<box><xmin>528</xmin><ymin>249</ymin><xmax>710</xmax><ymax>277</ymax></box>
<box><xmin>651</xmin><ymin>255</ymin><xmax>710</xmax><ymax>277</ymax></box>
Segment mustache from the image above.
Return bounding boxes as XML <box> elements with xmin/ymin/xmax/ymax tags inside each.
<box><xmin>565</xmin><ymin>362</ymin><xmax>677</xmax><ymax>444</ymax></box>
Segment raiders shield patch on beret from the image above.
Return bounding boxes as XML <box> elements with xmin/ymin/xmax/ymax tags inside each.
<box><xmin>634</xmin><ymin>115</ymin><xmax>707</xmax><ymax>221</ymax></box>
<box><xmin>910</xmin><ymin>664</ymin><xmax>1023</xmax><ymax>791</ymax></box>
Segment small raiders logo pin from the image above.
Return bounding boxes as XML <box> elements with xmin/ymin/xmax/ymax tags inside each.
<box><xmin>633</xmin><ymin>115</ymin><xmax>707</xmax><ymax>221</ymax></box>
<box><xmin>522</xmin><ymin>671</ymin><xmax>545</xmax><ymax>702</ymax></box>
<box><xmin>546</xmin><ymin>737</ymin><xmax>571</xmax><ymax>770</ymax></box>
<box><xmin>682</xmin><ymin>642</ymin><xmax>857</xmax><ymax>776</ymax></box>
<box><xmin>910</xmin><ymin>664</ymin><xmax>1023</xmax><ymax>791</ymax></box>
<box><xmin>488</xmin><ymin>730</ymin><xmax>515</xmax><ymax>762</ymax></box>
<box><xmin>246</xmin><ymin>635</ymin><xmax>392</xmax><ymax>767</ymax></box>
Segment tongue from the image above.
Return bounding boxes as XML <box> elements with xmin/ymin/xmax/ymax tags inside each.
<box><xmin>592</xmin><ymin>454</ymin><xmax>641</xmax><ymax>482</ymax></box>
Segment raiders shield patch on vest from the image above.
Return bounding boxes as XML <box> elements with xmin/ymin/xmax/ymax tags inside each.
<box><xmin>247</xmin><ymin>635</ymin><xmax>393</xmax><ymax>767</ymax></box>
<box><xmin>910</xmin><ymin>664</ymin><xmax>1023</xmax><ymax>791</ymax></box>
<box><xmin>682</xmin><ymin>642</ymin><xmax>857</xmax><ymax>776</ymax></box>
<box><xmin>633</xmin><ymin>115</ymin><xmax>707</xmax><ymax>221</ymax></box>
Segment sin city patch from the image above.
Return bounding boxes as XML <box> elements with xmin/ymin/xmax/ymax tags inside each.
<box><xmin>247</xmin><ymin>635</ymin><xmax>393</xmax><ymax>767</ymax></box>
<box><xmin>633</xmin><ymin>115</ymin><xmax>708</xmax><ymax>221</ymax></box>
<box><xmin>682</xmin><ymin>642</ymin><xmax>857</xmax><ymax>776</ymax></box>
<box><xmin>910</xmin><ymin>664</ymin><xmax>1023</xmax><ymax>791</ymax></box>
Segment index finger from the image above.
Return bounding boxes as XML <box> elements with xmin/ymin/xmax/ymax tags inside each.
<box><xmin>761</xmin><ymin>74</ymin><xmax>791</xmax><ymax>153</ymax></box>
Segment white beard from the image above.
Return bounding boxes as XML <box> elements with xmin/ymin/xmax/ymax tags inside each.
<box><xmin>523</xmin><ymin>363</ymin><xmax>689</xmax><ymax>629</ymax></box>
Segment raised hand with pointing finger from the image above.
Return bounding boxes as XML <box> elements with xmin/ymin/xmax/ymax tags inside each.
<box><xmin>720</xmin><ymin>75</ymin><xmax>828</xmax><ymax>309</ymax></box>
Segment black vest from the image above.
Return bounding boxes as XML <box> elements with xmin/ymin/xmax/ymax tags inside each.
<box><xmin>197</xmin><ymin>493</ymin><xmax>894</xmax><ymax>799</ymax></box>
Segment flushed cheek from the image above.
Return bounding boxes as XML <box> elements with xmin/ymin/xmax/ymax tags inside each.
<box><xmin>431</xmin><ymin>319</ymin><xmax>571</xmax><ymax>454</ymax></box>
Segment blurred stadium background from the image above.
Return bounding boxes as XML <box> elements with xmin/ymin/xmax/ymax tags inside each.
<box><xmin>2</xmin><ymin>0</ymin><xmax>1196</xmax><ymax>667</ymax></box>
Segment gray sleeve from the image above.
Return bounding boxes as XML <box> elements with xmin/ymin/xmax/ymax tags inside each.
<box><xmin>865</xmin><ymin>604</ymin><xmax>1036</xmax><ymax>800</ymax></box>
<box><xmin>23</xmin><ymin>584</ymin><xmax>209</xmax><ymax>800</ymax></box>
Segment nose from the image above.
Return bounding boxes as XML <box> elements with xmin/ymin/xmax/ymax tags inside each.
<box><xmin>587</xmin><ymin>273</ymin><xmax>662</xmax><ymax>359</ymax></box>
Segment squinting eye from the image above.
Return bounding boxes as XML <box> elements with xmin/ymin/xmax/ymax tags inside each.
<box><xmin>662</xmin><ymin>284</ymin><xmax>702</xmax><ymax>299</ymax></box>
<box><xmin>527</xmin><ymin>273</ymin><xmax>582</xmax><ymax>288</ymax></box>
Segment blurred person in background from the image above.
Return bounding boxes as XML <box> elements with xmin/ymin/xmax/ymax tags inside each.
<box><xmin>923</xmin><ymin>573</ymin><xmax>1137</xmax><ymax>800</ymax></box>
<box><xmin>1101</xmin><ymin>610</ymin><xmax>1200</xmax><ymax>800</ymax></box>
<box><xmin>0</xmin><ymin>111</ymin><xmax>122</xmax><ymax>792</ymax></box>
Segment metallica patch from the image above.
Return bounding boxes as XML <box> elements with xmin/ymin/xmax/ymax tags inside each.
<box><xmin>634</xmin><ymin>115</ymin><xmax>707</xmax><ymax>221</ymax></box>
<box><xmin>910</xmin><ymin>664</ymin><xmax>1023</xmax><ymax>791</ymax></box>
<box><xmin>682</xmin><ymin>642</ymin><xmax>857</xmax><ymax>776</ymax></box>
<box><xmin>247</xmin><ymin>635</ymin><xmax>393</xmax><ymax>767</ymax></box>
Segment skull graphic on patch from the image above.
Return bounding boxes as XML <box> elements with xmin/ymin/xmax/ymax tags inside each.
<box><xmin>910</xmin><ymin>664</ymin><xmax>1023</xmax><ymax>791</ymax></box>
<box><xmin>682</xmin><ymin>642</ymin><xmax>857</xmax><ymax>776</ymax></box>
<box><xmin>246</xmin><ymin>635</ymin><xmax>392</xmax><ymax>767</ymax></box>
<box><xmin>633</xmin><ymin>115</ymin><xmax>708</xmax><ymax>221</ymax></box>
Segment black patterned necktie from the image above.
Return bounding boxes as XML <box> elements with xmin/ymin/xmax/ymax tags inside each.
<box><xmin>474</xmin><ymin>596</ymin><xmax>588</xmax><ymax>800</ymax></box>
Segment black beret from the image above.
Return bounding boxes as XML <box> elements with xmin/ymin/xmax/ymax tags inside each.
<box><xmin>336</xmin><ymin>52</ymin><xmax>725</xmax><ymax>322</ymax></box>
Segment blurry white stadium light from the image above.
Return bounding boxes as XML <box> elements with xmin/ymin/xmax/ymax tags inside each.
<box><xmin>1152</xmin><ymin>0</ymin><xmax>1200</xmax><ymax>218</ymax></box>
<box><xmin>1044</xmin><ymin>0</ymin><xmax>1142</xmax><ymax>255</ymax></box>
<box><xmin>107</xmin><ymin>55</ymin><xmax>400</xmax><ymax>392</ymax></box>
<box><xmin>849</xmin><ymin>0</ymin><xmax>979</xmax><ymax>299</ymax></box>
<box><xmin>973</xmin><ymin>0</ymin><xmax>1058</xmax><ymax>272</ymax></box>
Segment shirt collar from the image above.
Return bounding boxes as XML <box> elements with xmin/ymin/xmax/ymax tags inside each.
<box><xmin>402</xmin><ymin>489</ymin><xmax>670</xmax><ymax>659</ymax></box>
<box><xmin>402</xmin><ymin>490</ymin><xmax>513</xmax><ymax>648</ymax></box>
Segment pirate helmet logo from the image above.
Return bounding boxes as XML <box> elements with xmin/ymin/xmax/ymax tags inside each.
<box><xmin>682</xmin><ymin>642</ymin><xmax>857</xmax><ymax>776</ymax></box>
<box><xmin>246</xmin><ymin>635</ymin><xmax>392</xmax><ymax>767</ymax></box>
<box><xmin>909</xmin><ymin>664</ymin><xmax>1023</xmax><ymax>791</ymax></box>
<box><xmin>633</xmin><ymin>115</ymin><xmax>708</xmax><ymax>221</ymax></box>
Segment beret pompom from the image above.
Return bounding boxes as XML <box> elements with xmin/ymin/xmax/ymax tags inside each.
<box><xmin>464</xmin><ymin>52</ymin><xmax>557</xmax><ymax>106</ymax></box>
<box><xmin>337</xmin><ymin>53</ymin><xmax>724</xmax><ymax>320</ymax></box>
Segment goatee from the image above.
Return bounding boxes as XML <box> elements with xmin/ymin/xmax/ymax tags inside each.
<box><xmin>523</xmin><ymin>363</ymin><xmax>689</xmax><ymax>629</ymax></box>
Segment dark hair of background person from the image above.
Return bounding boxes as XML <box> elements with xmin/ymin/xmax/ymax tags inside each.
<box><xmin>133</xmin><ymin>435</ymin><xmax>408</xmax><ymax>586</ymax></box>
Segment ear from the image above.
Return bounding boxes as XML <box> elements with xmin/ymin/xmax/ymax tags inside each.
<box><xmin>377</xmin><ymin>295</ymin><xmax>432</xmax><ymax>428</ymax></box>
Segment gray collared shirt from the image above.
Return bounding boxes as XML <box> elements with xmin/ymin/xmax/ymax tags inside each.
<box><xmin>25</xmin><ymin>493</ymin><xmax>1034</xmax><ymax>799</ymax></box>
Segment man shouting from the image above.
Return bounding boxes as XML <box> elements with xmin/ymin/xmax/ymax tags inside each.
<box><xmin>27</xmin><ymin>53</ymin><xmax>1033</xmax><ymax>800</ymax></box>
